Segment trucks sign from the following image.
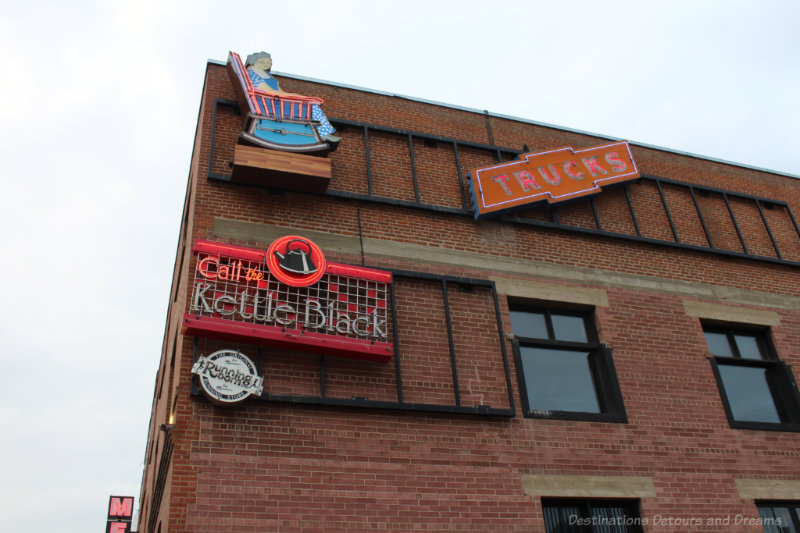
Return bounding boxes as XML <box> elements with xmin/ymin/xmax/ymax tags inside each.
<box><xmin>468</xmin><ymin>141</ymin><xmax>640</xmax><ymax>219</ymax></box>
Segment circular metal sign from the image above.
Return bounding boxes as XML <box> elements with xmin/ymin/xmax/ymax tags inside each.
<box><xmin>267</xmin><ymin>235</ymin><xmax>327</xmax><ymax>287</ymax></box>
<box><xmin>191</xmin><ymin>349</ymin><xmax>264</xmax><ymax>405</ymax></box>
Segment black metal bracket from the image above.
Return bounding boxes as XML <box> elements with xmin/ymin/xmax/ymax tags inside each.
<box><xmin>206</xmin><ymin>110</ymin><xmax>800</xmax><ymax>269</ymax></box>
<box><xmin>189</xmin><ymin>269</ymin><xmax>516</xmax><ymax>418</ymax></box>
<box><xmin>207</xmin><ymin>98</ymin><xmax>240</xmax><ymax>182</ymax></box>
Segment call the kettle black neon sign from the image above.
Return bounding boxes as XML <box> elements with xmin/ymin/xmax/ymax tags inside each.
<box><xmin>183</xmin><ymin>237</ymin><xmax>393</xmax><ymax>363</ymax></box>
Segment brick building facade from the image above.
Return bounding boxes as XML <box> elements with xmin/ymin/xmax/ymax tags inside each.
<box><xmin>137</xmin><ymin>56</ymin><xmax>800</xmax><ymax>532</ymax></box>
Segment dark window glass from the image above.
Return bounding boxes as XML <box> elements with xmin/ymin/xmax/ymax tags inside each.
<box><xmin>543</xmin><ymin>499</ymin><xmax>643</xmax><ymax>533</ymax></box>
<box><xmin>734</xmin><ymin>333</ymin><xmax>763</xmax><ymax>359</ymax></box>
<box><xmin>543</xmin><ymin>503</ymin><xmax>581</xmax><ymax>533</ymax></box>
<box><xmin>551</xmin><ymin>313</ymin><xmax>588</xmax><ymax>342</ymax></box>
<box><xmin>757</xmin><ymin>502</ymin><xmax>800</xmax><ymax>533</ymax></box>
<box><xmin>520</xmin><ymin>347</ymin><xmax>600</xmax><ymax>413</ymax></box>
<box><xmin>704</xmin><ymin>325</ymin><xmax>800</xmax><ymax>431</ymax></box>
<box><xmin>510</xmin><ymin>310</ymin><xmax>547</xmax><ymax>339</ymax></box>
<box><xmin>510</xmin><ymin>304</ymin><xmax>625</xmax><ymax>422</ymax></box>
<box><xmin>717</xmin><ymin>364</ymin><xmax>781</xmax><ymax>423</ymax></box>
<box><xmin>704</xmin><ymin>331</ymin><xmax>733</xmax><ymax>357</ymax></box>
<box><xmin>591</xmin><ymin>503</ymin><xmax>632</xmax><ymax>533</ymax></box>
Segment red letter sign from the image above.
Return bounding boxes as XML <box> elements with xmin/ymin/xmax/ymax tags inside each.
<box><xmin>106</xmin><ymin>495</ymin><xmax>134</xmax><ymax>533</ymax></box>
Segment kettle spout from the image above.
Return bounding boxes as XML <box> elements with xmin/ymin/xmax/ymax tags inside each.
<box><xmin>274</xmin><ymin>251</ymin><xmax>285</xmax><ymax>260</ymax></box>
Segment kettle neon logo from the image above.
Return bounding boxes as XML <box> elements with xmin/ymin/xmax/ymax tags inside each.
<box><xmin>266</xmin><ymin>235</ymin><xmax>327</xmax><ymax>287</ymax></box>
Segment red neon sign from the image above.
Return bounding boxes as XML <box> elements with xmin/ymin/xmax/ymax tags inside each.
<box><xmin>106</xmin><ymin>495</ymin><xmax>134</xmax><ymax>533</ymax></box>
<box><xmin>184</xmin><ymin>239</ymin><xmax>393</xmax><ymax>363</ymax></box>
<box><xmin>266</xmin><ymin>235</ymin><xmax>327</xmax><ymax>287</ymax></box>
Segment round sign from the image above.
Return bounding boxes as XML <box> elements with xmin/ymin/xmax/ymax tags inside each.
<box><xmin>266</xmin><ymin>235</ymin><xmax>327</xmax><ymax>287</ymax></box>
<box><xmin>191</xmin><ymin>349</ymin><xmax>264</xmax><ymax>405</ymax></box>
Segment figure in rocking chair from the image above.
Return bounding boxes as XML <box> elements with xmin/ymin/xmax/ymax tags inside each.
<box><xmin>245</xmin><ymin>52</ymin><xmax>338</xmax><ymax>143</ymax></box>
<box><xmin>226</xmin><ymin>51</ymin><xmax>340</xmax><ymax>153</ymax></box>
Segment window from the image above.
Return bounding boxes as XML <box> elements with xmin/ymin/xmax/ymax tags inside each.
<box><xmin>510</xmin><ymin>305</ymin><xmax>626</xmax><ymax>422</ymax></box>
<box><xmin>704</xmin><ymin>324</ymin><xmax>800</xmax><ymax>431</ymax></box>
<box><xmin>757</xmin><ymin>502</ymin><xmax>800</xmax><ymax>532</ymax></box>
<box><xmin>542</xmin><ymin>499</ymin><xmax>644</xmax><ymax>533</ymax></box>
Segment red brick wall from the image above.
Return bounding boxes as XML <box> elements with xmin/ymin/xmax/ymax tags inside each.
<box><xmin>139</xmin><ymin>62</ymin><xmax>800</xmax><ymax>532</ymax></box>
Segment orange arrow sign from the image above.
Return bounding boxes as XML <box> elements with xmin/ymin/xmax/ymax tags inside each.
<box><xmin>469</xmin><ymin>141</ymin><xmax>640</xmax><ymax>219</ymax></box>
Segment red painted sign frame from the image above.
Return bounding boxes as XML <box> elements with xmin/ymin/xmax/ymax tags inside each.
<box><xmin>191</xmin><ymin>240</ymin><xmax>391</xmax><ymax>283</ymax></box>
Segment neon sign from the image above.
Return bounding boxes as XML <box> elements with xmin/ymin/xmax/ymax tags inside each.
<box><xmin>183</xmin><ymin>238</ymin><xmax>393</xmax><ymax>363</ymax></box>
<box><xmin>106</xmin><ymin>496</ymin><xmax>134</xmax><ymax>533</ymax></box>
<box><xmin>267</xmin><ymin>235</ymin><xmax>327</xmax><ymax>287</ymax></box>
<box><xmin>468</xmin><ymin>141</ymin><xmax>640</xmax><ymax>219</ymax></box>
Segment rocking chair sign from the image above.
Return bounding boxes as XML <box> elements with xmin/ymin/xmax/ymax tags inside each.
<box><xmin>183</xmin><ymin>236</ymin><xmax>394</xmax><ymax>363</ymax></box>
<box><xmin>228</xmin><ymin>51</ymin><xmax>339</xmax><ymax>153</ymax></box>
<box><xmin>225</xmin><ymin>51</ymin><xmax>339</xmax><ymax>193</ymax></box>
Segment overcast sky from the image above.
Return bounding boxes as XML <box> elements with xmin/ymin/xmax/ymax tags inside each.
<box><xmin>1</xmin><ymin>1</ymin><xmax>798</xmax><ymax>531</ymax></box>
